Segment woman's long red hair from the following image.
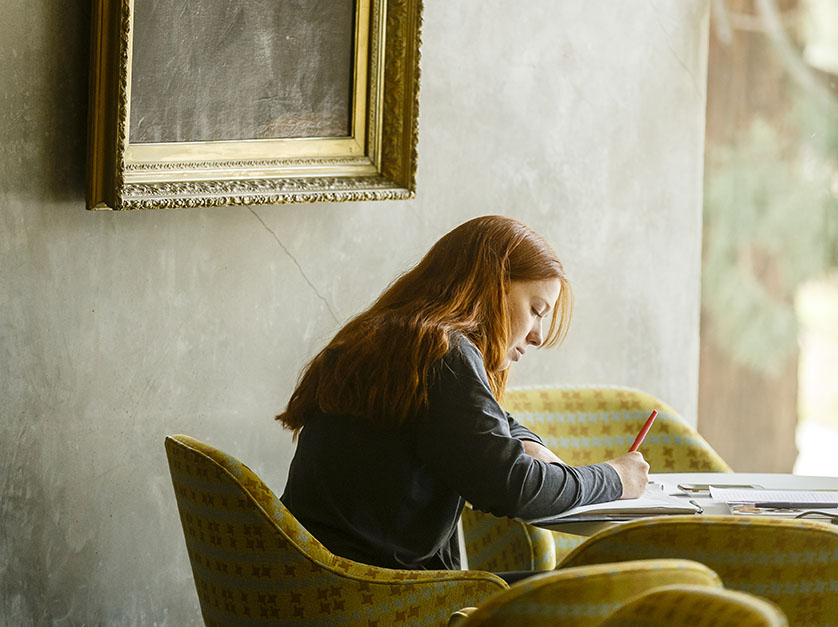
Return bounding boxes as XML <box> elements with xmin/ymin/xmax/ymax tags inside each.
<box><xmin>276</xmin><ymin>216</ymin><xmax>572</xmax><ymax>432</ymax></box>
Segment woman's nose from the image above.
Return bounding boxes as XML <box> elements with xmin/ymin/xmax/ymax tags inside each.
<box><xmin>527</xmin><ymin>319</ymin><xmax>544</xmax><ymax>347</ymax></box>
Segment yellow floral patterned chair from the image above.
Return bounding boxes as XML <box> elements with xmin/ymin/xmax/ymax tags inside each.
<box><xmin>558</xmin><ymin>515</ymin><xmax>838</xmax><ymax>627</ymax></box>
<box><xmin>599</xmin><ymin>584</ymin><xmax>788</xmax><ymax>627</ymax></box>
<box><xmin>448</xmin><ymin>558</ymin><xmax>723</xmax><ymax>626</ymax></box>
<box><xmin>462</xmin><ymin>385</ymin><xmax>731</xmax><ymax>572</ymax></box>
<box><xmin>165</xmin><ymin>434</ymin><xmax>508</xmax><ymax>626</ymax></box>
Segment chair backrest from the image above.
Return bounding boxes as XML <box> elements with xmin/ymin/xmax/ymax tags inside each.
<box><xmin>455</xmin><ymin>559</ymin><xmax>722</xmax><ymax>627</ymax></box>
<box><xmin>502</xmin><ymin>385</ymin><xmax>731</xmax><ymax>472</ymax></box>
<box><xmin>460</xmin><ymin>505</ymin><xmax>557</xmax><ymax>572</ymax></box>
<box><xmin>559</xmin><ymin>515</ymin><xmax>838</xmax><ymax>627</ymax></box>
<box><xmin>599</xmin><ymin>584</ymin><xmax>789</xmax><ymax>627</ymax></box>
<box><xmin>165</xmin><ymin>434</ymin><xmax>507</xmax><ymax>626</ymax></box>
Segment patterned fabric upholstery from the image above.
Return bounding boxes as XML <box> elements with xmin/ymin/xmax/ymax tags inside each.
<box><xmin>599</xmin><ymin>584</ymin><xmax>789</xmax><ymax>627</ymax></box>
<box><xmin>451</xmin><ymin>559</ymin><xmax>723</xmax><ymax>626</ymax></box>
<box><xmin>505</xmin><ymin>385</ymin><xmax>731</xmax><ymax>471</ymax></box>
<box><xmin>460</xmin><ymin>504</ymin><xmax>557</xmax><ymax>572</ymax></box>
<box><xmin>559</xmin><ymin>515</ymin><xmax>838</xmax><ymax>627</ymax></box>
<box><xmin>165</xmin><ymin>434</ymin><xmax>508</xmax><ymax>626</ymax></box>
<box><xmin>462</xmin><ymin>385</ymin><xmax>731</xmax><ymax>572</ymax></box>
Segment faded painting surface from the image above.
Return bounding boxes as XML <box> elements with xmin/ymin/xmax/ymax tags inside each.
<box><xmin>129</xmin><ymin>0</ymin><xmax>355</xmax><ymax>143</ymax></box>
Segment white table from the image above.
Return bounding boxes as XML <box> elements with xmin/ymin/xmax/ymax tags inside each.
<box><xmin>650</xmin><ymin>472</ymin><xmax>838</xmax><ymax>515</ymax></box>
<box><xmin>536</xmin><ymin>472</ymin><xmax>838</xmax><ymax>536</ymax></box>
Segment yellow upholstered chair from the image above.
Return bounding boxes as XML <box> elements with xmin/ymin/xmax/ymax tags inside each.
<box><xmin>558</xmin><ymin>515</ymin><xmax>838</xmax><ymax>627</ymax></box>
<box><xmin>599</xmin><ymin>584</ymin><xmax>788</xmax><ymax>627</ymax></box>
<box><xmin>462</xmin><ymin>385</ymin><xmax>731</xmax><ymax>571</ymax></box>
<box><xmin>448</xmin><ymin>559</ymin><xmax>723</xmax><ymax>627</ymax></box>
<box><xmin>165</xmin><ymin>434</ymin><xmax>508</xmax><ymax>626</ymax></box>
<box><xmin>460</xmin><ymin>505</ymin><xmax>557</xmax><ymax>572</ymax></box>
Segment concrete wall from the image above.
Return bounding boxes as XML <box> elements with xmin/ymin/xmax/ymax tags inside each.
<box><xmin>0</xmin><ymin>0</ymin><xmax>709</xmax><ymax>623</ymax></box>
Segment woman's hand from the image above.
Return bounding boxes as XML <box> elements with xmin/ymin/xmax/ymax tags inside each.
<box><xmin>522</xmin><ymin>440</ymin><xmax>566</xmax><ymax>465</ymax></box>
<box><xmin>604</xmin><ymin>452</ymin><xmax>650</xmax><ymax>499</ymax></box>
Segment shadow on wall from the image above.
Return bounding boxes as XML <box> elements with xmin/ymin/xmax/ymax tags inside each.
<box><xmin>2</xmin><ymin>0</ymin><xmax>91</xmax><ymax>201</ymax></box>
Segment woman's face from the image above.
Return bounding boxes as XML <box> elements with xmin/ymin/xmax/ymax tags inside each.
<box><xmin>501</xmin><ymin>278</ymin><xmax>562</xmax><ymax>370</ymax></box>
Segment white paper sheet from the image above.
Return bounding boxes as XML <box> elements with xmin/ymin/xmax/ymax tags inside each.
<box><xmin>709</xmin><ymin>488</ymin><xmax>838</xmax><ymax>504</ymax></box>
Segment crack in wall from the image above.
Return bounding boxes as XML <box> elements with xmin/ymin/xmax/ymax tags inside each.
<box><xmin>248</xmin><ymin>208</ymin><xmax>340</xmax><ymax>324</ymax></box>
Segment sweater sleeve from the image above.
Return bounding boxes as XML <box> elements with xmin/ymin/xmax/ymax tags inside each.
<box><xmin>415</xmin><ymin>336</ymin><xmax>622</xmax><ymax>520</ymax></box>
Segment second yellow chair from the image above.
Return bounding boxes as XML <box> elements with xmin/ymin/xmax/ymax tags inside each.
<box><xmin>599</xmin><ymin>584</ymin><xmax>788</xmax><ymax>627</ymax></box>
<box><xmin>559</xmin><ymin>515</ymin><xmax>838</xmax><ymax>627</ymax></box>
<box><xmin>449</xmin><ymin>559</ymin><xmax>723</xmax><ymax>626</ymax></box>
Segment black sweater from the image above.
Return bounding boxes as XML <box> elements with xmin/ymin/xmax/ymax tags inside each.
<box><xmin>281</xmin><ymin>334</ymin><xmax>621</xmax><ymax>570</ymax></box>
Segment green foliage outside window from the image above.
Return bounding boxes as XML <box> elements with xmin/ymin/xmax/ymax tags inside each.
<box><xmin>702</xmin><ymin>92</ymin><xmax>838</xmax><ymax>376</ymax></box>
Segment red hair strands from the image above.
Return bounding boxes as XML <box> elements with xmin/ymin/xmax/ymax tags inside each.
<box><xmin>276</xmin><ymin>216</ymin><xmax>572</xmax><ymax>432</ymax></box>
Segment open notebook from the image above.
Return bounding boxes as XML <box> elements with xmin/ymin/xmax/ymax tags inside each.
<box><xmin>523</xmin><ymin>482</ymin><xmax>701</xmax><ymax>525</ymax></box>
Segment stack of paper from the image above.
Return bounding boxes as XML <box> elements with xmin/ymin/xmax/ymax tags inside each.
<box><xmin>524</xmin><ymin>483</ymin><xmax>701</xmax><ymax>525</ymax></box>
<box><xmin>709</xmin><ymin>487</ymin><xmax>838</xmax><ymax>505</ymax></box>
<box><xmin>709</xmin><ymin>487</ymin><xmax>838</xmax><ymax>517</ymax></box>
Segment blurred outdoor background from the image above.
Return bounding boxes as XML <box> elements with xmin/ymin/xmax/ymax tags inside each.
<box><xmin>698</xmin><ymin>0</ymin><xmax>838</xmax><ymax>474</ymax></box>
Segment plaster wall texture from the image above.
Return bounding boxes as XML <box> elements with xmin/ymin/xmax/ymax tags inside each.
<box><xmin>0</xmin><ymin>0</ymin><xmax>709</xmax><ymax>624</ymax></box>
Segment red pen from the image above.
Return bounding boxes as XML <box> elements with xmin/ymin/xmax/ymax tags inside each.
<box><xmin>628</xmin><ymin>410</ymin><xmax>658</xmax><ymax>452</ymax></box>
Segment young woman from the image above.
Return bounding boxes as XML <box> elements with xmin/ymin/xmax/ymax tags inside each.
<box><xmin>277</xmin><ymin>215</ymin><xmax>648</xmax><ymax>572</ymax></box>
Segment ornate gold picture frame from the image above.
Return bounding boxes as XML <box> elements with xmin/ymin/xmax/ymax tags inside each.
<box><xmin>86</xmin><ymin>0</ymin><xmax>422</xmax><ymax>210</ymax></box>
